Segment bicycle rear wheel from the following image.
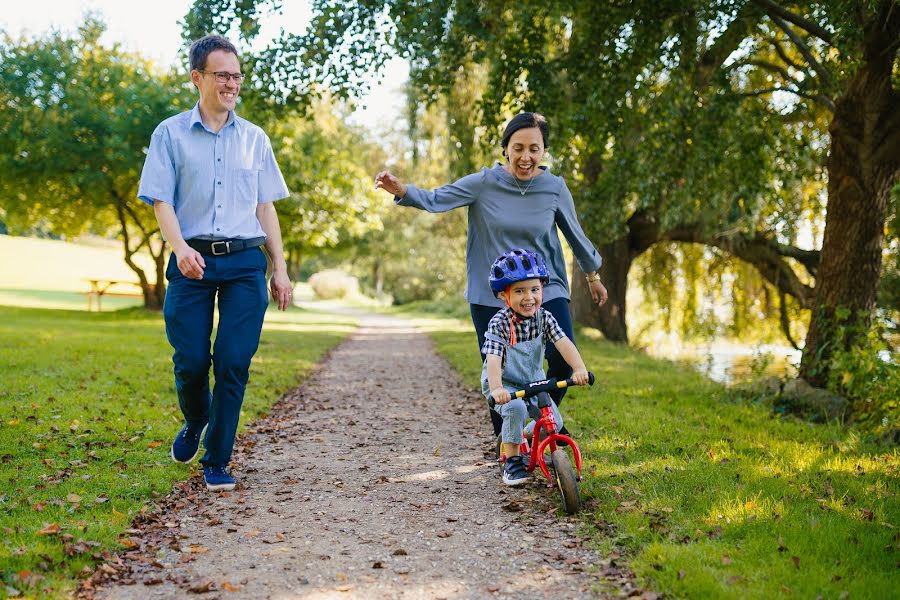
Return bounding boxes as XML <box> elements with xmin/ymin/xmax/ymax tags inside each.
<box><xmin>550</xmin><ymin>449</ymin><xmax>581</xmax><ymax>515</ymax></box>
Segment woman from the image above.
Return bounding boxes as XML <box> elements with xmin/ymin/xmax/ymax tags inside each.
<box><xmin>375</xmin><ymin>112</ymin><xmax>608</xmax><ymax>437</ymax></box>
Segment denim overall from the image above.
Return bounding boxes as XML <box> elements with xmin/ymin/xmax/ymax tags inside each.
<box><xmin>481</xmin><ymin>310</ymin><xmax>564</xmax><ymax>444</ymax></box>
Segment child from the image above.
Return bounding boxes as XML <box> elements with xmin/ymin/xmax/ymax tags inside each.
<box><xmin>481</xmin><ymin>248</ymin><xmax>591</xmax><ymax>486</ymax></box>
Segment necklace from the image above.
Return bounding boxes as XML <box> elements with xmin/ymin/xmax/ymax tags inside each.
<box><xmin>511</xmin><ymin>174</ymin><xmax>536</xmax><ymax>196</ymax></box>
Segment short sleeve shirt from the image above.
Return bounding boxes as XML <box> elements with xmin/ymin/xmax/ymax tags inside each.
<box><xmin>137</xmin><ymin>103</ymin><xmax>289</xmax><ymax>240</ymax></box>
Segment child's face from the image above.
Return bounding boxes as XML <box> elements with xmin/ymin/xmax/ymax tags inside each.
<box><xmin>501</xmin><ymin>278</ymin><xmax>543</xmax><ymax>318</ymax></box>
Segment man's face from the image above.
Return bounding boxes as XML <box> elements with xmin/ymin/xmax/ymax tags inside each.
<box><xmin>192</xmin><ymin>49</ymin><xmax>241</xmax><ymax>115</ymax></box>
<box><xmin>500</xmin><ymin>278</ymin><xmax>543</xmax><ymax>318</ymax></box>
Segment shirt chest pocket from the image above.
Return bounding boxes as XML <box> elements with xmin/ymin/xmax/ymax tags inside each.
<box><xmin>234</xmin><ymin>168</ymin><xmax>259</xmax><ymax>202</ymax></box>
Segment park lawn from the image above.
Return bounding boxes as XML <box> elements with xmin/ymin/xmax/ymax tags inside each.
<box><xmin>0</xmin><ymin>305</ymin><xmax>356</xmax><ymax>598</ymax></box>
<box><xmin>414</xmin><ymin>315</ymin><xmax>900</xmax><ymax>599</ymax></box>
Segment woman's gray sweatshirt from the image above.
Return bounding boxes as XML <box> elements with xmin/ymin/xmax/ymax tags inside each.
<box><xmin>396</xmin><ymin>163</ymin><xmax>602</xmax><ymax>307</ymax></box>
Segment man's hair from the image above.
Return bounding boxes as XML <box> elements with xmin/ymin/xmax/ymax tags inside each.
<box><xmin>188</xmin><ymin>35</ymin><xmax>239</xmax><ymax>71</ymax></box>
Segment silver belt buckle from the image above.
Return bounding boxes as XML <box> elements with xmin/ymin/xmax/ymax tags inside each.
<box><xmin>211</xmin><ymin>241</ymin><xmax>230</xmax><ymax>255</ymax></box>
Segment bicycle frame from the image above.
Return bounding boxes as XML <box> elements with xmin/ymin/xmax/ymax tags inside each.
<box><xmin>520</xmin><ymin>404</ymin><xmax>583</xmax><ymax>485</ymax></box>
<box><xmin>501</xmin><ymin>373</ymin><xmax>593</xmax><ymax>485</ymax></box>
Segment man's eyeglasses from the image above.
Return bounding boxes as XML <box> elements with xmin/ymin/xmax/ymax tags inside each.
<box><xmin>198</xmin><ymin>70</ymin><xmax>245</xmax><ymax>84</ymax></box>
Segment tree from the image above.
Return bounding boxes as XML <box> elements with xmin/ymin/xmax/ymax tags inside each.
<box><xmin>187</xmin><ymin>0</ymin><xmax>898</xmax><ymax>388</ymax></box>
<box><xmin>0</xmin><ymin>18</ymin><xmax>191</xmax><ymax>308</ymax></box>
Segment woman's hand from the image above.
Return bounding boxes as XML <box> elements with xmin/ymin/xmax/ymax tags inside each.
<box><xmin>491</xmin><ymin>387</ymin><xmax>512</xmax><ymax>405</ymax></box>
<box><xmin>589</xmin><ymin>277</ymin><xmax>608</xmax><ymax>306</ymax></box>
<box><xmin>374</xmin><ymin>170</ymin><xmax>408</xmax><ymax>198</ymax></box>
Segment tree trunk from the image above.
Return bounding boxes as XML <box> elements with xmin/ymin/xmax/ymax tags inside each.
<box><xmin>572</xmin><ymin>237</ymin><xmax>633</xmax><ymax>342</ymax></box>
<box><xmin>799</xmin><ymin>5</ymin><xmax>900</xmax><ymax>386</ymax></box>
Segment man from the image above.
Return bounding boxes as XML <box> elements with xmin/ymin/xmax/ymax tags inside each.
<box><xmin>138</xmin><ymin>35</ymin><xmax>292</xmax><ymax>492</ymax></box>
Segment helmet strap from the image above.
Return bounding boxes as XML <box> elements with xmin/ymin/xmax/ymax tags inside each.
<box><xmin>503</xmin><ymin>286</ymin><xmax>525</xmax><ymax>346</ymax></box>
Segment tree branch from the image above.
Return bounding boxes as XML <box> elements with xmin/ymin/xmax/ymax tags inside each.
<box><xmin>663</xmin><ymin>226</ymin><xmax>817</xmax><ymax>308</ymax></box>
<box><xmin>780</xmin><ymin>289</ymin><xmax>801</xmax><ymax>350</ymax></box>
<box><xmin>734</xmin><ymin>86</ymin><xmax>835</xmax><ymax>111</ymax></box>
<box><xmin>771</xmin><ymin>15</ymin><xmax>835</xmax><ymax>89</ymax></box>
<box><xmin>694</xmin><ymin>2</ymin><xmax>765</xmax><ymax>90</ymax></box>
<box><xmin>750</xmin><ymin>0</ymin><xmax>835</xmax><ymax>45</ymax></box>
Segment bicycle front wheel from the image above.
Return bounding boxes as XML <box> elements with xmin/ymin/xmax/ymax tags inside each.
<box><xmin>550</xmin><ymin>449</ymin><xmax>581</xmax><ymax>515</ymax></box>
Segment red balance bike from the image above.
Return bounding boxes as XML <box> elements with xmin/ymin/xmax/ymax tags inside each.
<box><xmin>499</xmin><ymin>373</ymin><xmax>594</xmax><ymax>514</ymax></box>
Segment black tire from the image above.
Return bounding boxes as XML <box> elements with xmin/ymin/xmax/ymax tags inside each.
<box><xmin>550</xmin><ymin>449</ymin><xmax>581</xmax><ymax>515</ymax></box>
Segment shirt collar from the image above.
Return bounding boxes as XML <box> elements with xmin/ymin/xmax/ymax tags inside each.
<box><xmin>189</xmin><ymin>102</ymin><xmax>240</xmax><ymax>133</ymax></box>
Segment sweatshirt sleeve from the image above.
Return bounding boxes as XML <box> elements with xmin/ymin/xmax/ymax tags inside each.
<box><xmin>395</xmin><ymin>170</ymin><xmax>483</xmax><ymax>213</ymax></box>
<box><xmin>555</xmin><ymin>179</ymin><xmax>602</xmax><ymax>273</ymax></box>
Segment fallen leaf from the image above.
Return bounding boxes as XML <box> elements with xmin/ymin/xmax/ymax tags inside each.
<box><xmin>392</xmin><ymin>548</ymin><xmax>408</xmax><ymax>556</ymax></box>
<box><xmin>185</xmin><ymin>544</ymin><xmax>209</xmax><ymax>554</ymax></box>
<box><xmin>777</xmin><ymin>536</ymin><xmax>787</xmax><ymax>552</ymax></box>
<box><xmin>31</xmin><ymin>502</ymin><xmax>46</xmax><ymax>512</ymax></box>
<box><xmin>791</xmin><ymin>555</ymin><xmax>801</xmax><ymax>569</ymax></box>
<box><xmin>147</xmin><ymin>441</ymin><xmax>162</xmax><ymax>448</ymax></box>
<box><xmin>36</xmin><ymin>523</ymin><xmax>61</xmax><ymax>535</ymax></box>
<box><xmin>119</xmin><ymin>538</ymin><xmax>139</xmax><ymax>549</ymax></box>
<box><xmin>66</xmin><ymin>494</ymin><xmax>82</xmax><ymax>503</ymax></box>
<box><xmin>221</xmin><ymin>581</ymin><xmax>241</xmax><ymax>592</ymax></box>
<box><xmin>372</xmin><ymin>561</ymin><xmax>384</xmax><ymax>569</ymax></box>
<box><xmin>436</xmin><ymin>530</ymin><xmax>452</xmax><ymax>538</ymax></box>
<box><xmin>721</xmin><ymin>554</ymin><xmax>732</xmax><ymax>565</ymax></box>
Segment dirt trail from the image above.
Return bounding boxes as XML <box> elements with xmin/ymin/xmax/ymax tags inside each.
<box><xmin>88</xmin><ymin>312</ymin><xmax>638</xmax><ymax>599</ymax></box>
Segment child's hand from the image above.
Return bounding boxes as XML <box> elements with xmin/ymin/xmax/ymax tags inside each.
<box><xmin>571</xmin><ymin>368</ymin><xmax>589</xmax><ymax>386</ymax></box>
<box><xmin>491</xmin><ymin>387</ymin><xmax>512</xmax><ymax>405</ymax></box>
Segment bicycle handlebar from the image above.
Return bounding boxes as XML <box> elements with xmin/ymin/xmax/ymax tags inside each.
<box><xmin>513</xmin><ymin>372</ymin><xmax>595</xmax><ymax>399</ymax></box>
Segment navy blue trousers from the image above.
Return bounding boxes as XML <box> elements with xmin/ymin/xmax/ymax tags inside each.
<box><xmin>163</xmin><ymin>247</ymin><xmax>269</xmax><ymax>467</ymax></box>
<box><xmin>470</xmin><ymin>297</ymin><xmax>576</xmax><ymax>436</ymax></box>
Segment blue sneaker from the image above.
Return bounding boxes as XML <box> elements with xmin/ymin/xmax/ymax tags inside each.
<box><xmin>170</xmin><ymin>422</ymin><xmax>208</xmax><ymax>463</ymax></box>
<box><xmin>502</xmin><ymin>455</ymin><xmax>532</xmax><ymax>486</ymax></box>
<box><xmin>203</xmin><ymin>466</ymin><xmax>235</xmax><ymax>492</ymax></box>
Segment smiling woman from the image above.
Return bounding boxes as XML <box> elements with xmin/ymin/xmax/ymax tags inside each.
<box><xmin>373</xmin><ymin>111</ymin><xmax>608</xmax><ymax>438</ymax></box>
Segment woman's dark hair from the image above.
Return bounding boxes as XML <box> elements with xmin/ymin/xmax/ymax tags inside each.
<box><xmin>501</xmin><ymin>112</ymin><xmax>550</xmax><ymax>149</ymax></box>
<box><xmin>189</xmin><ymin>35</ymin><xmax>239</xmax><ymax>71</ymax></box>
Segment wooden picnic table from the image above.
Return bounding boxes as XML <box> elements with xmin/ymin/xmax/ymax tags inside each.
<box><xmin>84</xmin><ymin>279</ymin><xmax>143</xmax><ymax>312</ymax></box>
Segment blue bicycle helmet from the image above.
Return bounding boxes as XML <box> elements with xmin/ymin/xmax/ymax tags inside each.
<box><xmin>489</xmin><ymin>248</ymin><xmax>550</xmax><ymax>296</ymax></box>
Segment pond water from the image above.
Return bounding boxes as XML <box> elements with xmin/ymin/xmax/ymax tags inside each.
<box><xmin>643</xmin><ymin>340</ymin><xmax>802</xmax><ymax>385</ymax></box>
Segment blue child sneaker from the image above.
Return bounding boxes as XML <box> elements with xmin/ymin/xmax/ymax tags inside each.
<box><xmin>170</xmin><ymin>422</ymin><xmax>208</xmax><ymax>464</ymax></box>
<box><xmin>203</xmin><ymin>466</ymin><xmax>236</xmax><ymax>492</ymax></box>
<box><xmin>502</xmin><ymin>455</ymin><xmax>532</xmax><ymax>486</ymax></box>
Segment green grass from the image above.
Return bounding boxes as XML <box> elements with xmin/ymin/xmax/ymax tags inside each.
<box><xmin>408</xmin><ymin>311</ymin><xmax>900</xmax><ymax>599</ymax></box>
<box><xmin>0</xmin><ymin>305</ymin><xmax>356</xmax><ymax>598</ymax></box>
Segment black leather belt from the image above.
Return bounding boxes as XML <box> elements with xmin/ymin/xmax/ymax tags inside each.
<box><xmin>186</xmin><ymin>237</ymin><xmax>266</xmax><ymax>256</ymax></box>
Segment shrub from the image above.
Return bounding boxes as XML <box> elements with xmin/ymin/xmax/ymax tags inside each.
<box><xmin>308</xmin><ymin>269</ymin><xmax>359</xmax><ymax>300</ymax></box>
<box><xmin>828</xmin><ymin>321</ymin><xmax>899</xmax><ymax>434</ymax></box>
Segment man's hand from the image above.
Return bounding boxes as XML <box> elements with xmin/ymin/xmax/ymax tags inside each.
<box><xmin>270</xmin><ymin>269</ymin><xmax>293</xmax><ymax>311</ymax></box>
<box><xmin>174</xmin><ymin>245</ymin><xmax>206</xmax><ymax>280</ymax></box>
<box><xmin>491</xmin><ymin>387</ymin><xmax>512</xmax><ymax>405</ymax></box>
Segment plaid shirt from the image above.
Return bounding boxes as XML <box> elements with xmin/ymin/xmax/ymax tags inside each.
<box><xmin>481</xmin><ymin>307</ymin><xmax>566</xmax><ymax>366</ymax></box>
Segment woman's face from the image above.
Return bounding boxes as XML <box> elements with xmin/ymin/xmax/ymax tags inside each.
<box><xmin>504</xmin><ymin>127</ymin><xmax>545</xmax><ymax>180</ymax></box>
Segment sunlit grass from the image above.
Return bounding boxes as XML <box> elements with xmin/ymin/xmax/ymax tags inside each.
<box><xmin>0</xmin><ymin>305</ymin><xmax>355</xmax><ymax>598</ymax></box>
<box><xmin>407</xmin><ymin>310</ymin><xmax>900</xmax><ymax>599</ymax></box>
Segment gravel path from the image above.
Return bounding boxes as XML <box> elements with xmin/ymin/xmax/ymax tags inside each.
<box><xmin>84</xmin><ymin>312</ymin><xmax>641</xmax><ymax>599</ymax></box>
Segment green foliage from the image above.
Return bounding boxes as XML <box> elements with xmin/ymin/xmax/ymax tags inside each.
<box><xmin>269</xmin><ymin>104</ymin><xmax>388</xmax><ymax>269</ymax></box>
<box><xmin>0</xmin><ymin>19</ymin><xmax>192</xmax><ymax>303</ymax></box>
<box><xmin>827</xmin><ymin>320</ymin><xmax>900</xmax><ymax>433</ymax></box>
<box><xmin>0</xmin><ymin>19</ymin><xmax>190</xmax><ymax>233</ymax></box>
<box><xmin>0</xmin><ymin>305</ymin><xmax>354</xmax><ymax>597</ymax></box>
<box><xmin>412</xmin><ymin>309</ymin><xmax>900</xmax><ymax>599</ymax></box>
